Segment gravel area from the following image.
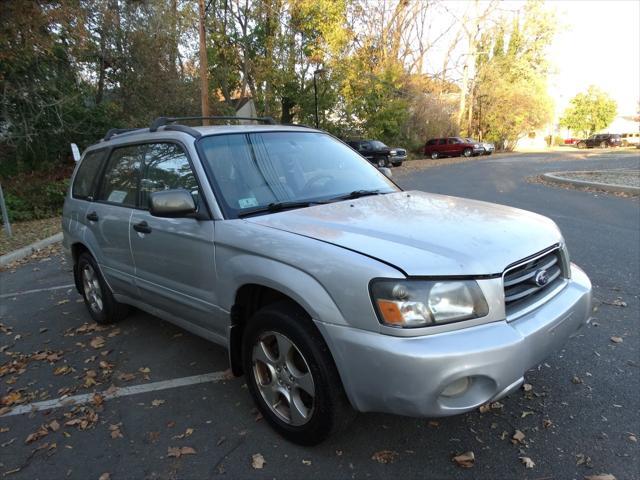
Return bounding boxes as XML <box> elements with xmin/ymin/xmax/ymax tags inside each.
<box><xmin>560</xmin><ymin>169</ymin><xmax>640</xmax><ymax>187</ymax></box>
<box><xmin>0</xmin><ymin>217</ymin><xmax>61</xmax><ymax>256</ymax></box>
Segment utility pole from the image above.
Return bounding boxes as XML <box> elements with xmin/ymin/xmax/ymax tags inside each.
<box><xmin>198</xmin><ymin>0</ymin><xmax>210</xmax><ymax>125</ymax></box>
<box><xmin>313</xmin><ymin>69</ymin><xmax>325</xmax><ymax>129</ymax></box>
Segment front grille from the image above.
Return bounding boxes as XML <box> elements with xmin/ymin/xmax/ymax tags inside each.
<box><xmin>503</xmin><ymin>246</ymin><xmax>565</xmax><ymax>316</ymax></box>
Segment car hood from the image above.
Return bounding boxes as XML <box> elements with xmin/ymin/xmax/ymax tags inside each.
<box><xmin>245</xmin><ymin>191</ymin><xmax>562</xmax><ymax>276</ymax></box>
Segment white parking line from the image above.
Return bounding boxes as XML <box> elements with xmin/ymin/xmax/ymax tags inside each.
<box><xmin>0</xmin><ymin>283</ymin><xmax>75</xmax><ymax>299</ymax></box>
<box><xmin>1</xmin><ymin>371</ymin><xmax>229</xmax><ymax>417</ymax></box>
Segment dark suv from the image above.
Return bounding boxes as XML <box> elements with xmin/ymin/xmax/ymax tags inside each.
<box><xmin>424</xmin><ymin>137</ymin><xmax>484</xmax><ymax>159</ymax></box>
<box><xmin>346</xmin><ymin>140</ymin><xmax>406</xmax><ymax>167</ymax></box>
<box><xmin>576</xmin><ymin>133</ymin><xmax>621</xmax><ymax>149</ymax></box>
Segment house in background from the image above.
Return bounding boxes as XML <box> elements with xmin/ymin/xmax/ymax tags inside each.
<box><xmin>234</xmin><ymin>97</ymin><xmax>257</xmax><ymax>122</ymax></box>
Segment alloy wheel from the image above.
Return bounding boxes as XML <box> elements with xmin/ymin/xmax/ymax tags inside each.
<box><xmin>252</xmin><ymin>331</ymin><xmax>315</xmax><ymax>426</ymax></box>
<box><xmin>82</xmin><ymin>264</ymin><xmax>103</xmax><ymax>313</ymax></box>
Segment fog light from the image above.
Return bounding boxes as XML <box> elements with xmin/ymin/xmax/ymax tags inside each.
<box><xmin>441</xmin><ymin>377</ymin><xmax>471</xmax><ymax>397</ymax></box>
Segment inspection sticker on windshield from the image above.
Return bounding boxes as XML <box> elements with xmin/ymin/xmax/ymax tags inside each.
<box><xmin>238</xmin><ymin>197</ymin><xmax>259</xmax><ymax>208</ymax></box>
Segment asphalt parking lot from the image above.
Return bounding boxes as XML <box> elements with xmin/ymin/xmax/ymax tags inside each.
<box><xmin>1</xmin><ymin>149</ymin><xmax>639</xmax><ymax>479</ymax></box>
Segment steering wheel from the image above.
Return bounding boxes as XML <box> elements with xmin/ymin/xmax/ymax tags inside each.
<box><xmin>303</xmin><ymin>174</ymin><xmax>335</xmax><ymax>191</ymax></box>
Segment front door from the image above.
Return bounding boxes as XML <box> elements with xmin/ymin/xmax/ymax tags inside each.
<box><xmin>129</xmin><ymin>142</ymin><xmax>221</xmax><ymax>335</ymax></box>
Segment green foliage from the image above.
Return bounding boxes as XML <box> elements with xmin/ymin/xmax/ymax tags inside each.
<box><xmin>3</xmin><ymin>173</ymin><xmax>71</xmax><ymax>222</ymax></box>
<box><xmin>473</xmin><ymin>0</ymin><xmax>557</xmax><ymax>149</ymax></box>
<box><xmin>559</xmin><ymin>86</ymin><xmax>618</xmax><ymax>137</ymax></box>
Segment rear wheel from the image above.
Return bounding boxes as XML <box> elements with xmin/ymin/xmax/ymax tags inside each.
<box><xmin>599</xmin><ymin>141</ymin><xmax>607</xmax><ymax>148</ymax></box>
<box><xmin>463</xmin><ymin>148</ymin><xmax>472</xmax><ymax>157</ymax></box>
<box><xmin>430</xmin><ymin>151</ymin><xmax>439</xmax><ymax>160</ymax></box>
<box><xmin>242</xmin><ymin>301</ymin><xmax>354</xmax><ymax>445</ymax></box>
<box><xmin>77</xmin><ymin>253</ymin><xmax>129</xmax><ymax>324</ymax></box>
<box><xmin>577</xmin><ymin>141</ymin><xmax>586</xmax><ymax>149</ymax></box>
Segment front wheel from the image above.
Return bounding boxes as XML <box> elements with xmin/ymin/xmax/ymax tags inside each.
<box><xmin>242</xmin><ymin>302</ymin><xmax>354</xmax><ymax>445</ymax></box>
<box><xmin>577</xmin><ymin>142</ymin><xmax>586</xmax><ymax>149</ymax></box>
<box><xmin>430</xmin><ymin>151</ymin><xmax>439</xmax><ymax>160</ymax></box>
<box><xmin>599</xmin><ymin>141</ymin><xmax>607</xmax><ymax>148</ymax></box>
<box><xmin>463</xmin><ymin>148</ymin><xmax>472</xmax><ymax>157</ymax></box>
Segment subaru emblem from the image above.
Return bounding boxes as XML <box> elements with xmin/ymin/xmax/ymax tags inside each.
<box><xmin>534</xmin><ymin>269</ymin><xmax>549</xmax><ymax>287</ymax></box>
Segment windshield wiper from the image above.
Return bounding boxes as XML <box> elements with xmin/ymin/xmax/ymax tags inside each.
<box><xmin>237</xmin><ymin>200</ymin><xmax>316</xmax><ymax>218</ymax></box>
<box><xmin>327</xmin><ymin>189</ymin><xmax>383</xmax><ymax>202</ymax></box>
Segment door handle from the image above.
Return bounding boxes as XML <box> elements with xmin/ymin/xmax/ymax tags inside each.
<box><xmin>133</xmin><ymin>221</ymin><xmax>152</xmax><ymax>234</ymax></box>
<box><xmin>86</xmin><ymin>211</ymin><xmax>99</xmax><ymax>222</ymax></box>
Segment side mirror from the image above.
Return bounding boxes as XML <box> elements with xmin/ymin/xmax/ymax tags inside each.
<box><xmin>378</xmin><ymin>167</ymin><xmax>392</xmax><ymax>179</ymax></box>
<box><xmin>149</xmin><ymin>189</ymin><xmax>196</xmax><ymax>217</ymax></box>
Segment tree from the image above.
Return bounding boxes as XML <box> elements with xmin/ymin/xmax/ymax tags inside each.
<box><xmin>560</xmin><ymin>86</ymin><xmax>618</xmax><ymax>137</ymax></box>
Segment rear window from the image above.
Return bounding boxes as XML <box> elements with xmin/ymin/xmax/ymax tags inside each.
<box><xmin>97</xmin><ymin>145</ymin><xmax>145</xmax><ymax>207</ymax></box>
<box><xmin>426</xmin><ymin>139</ymin><xmax>436</xmax><ymax>146</ymax></box>
<box><xmin>72</xmin><ymin>149</ymin><xmax>107</xmax><ymax>200</ymax></box>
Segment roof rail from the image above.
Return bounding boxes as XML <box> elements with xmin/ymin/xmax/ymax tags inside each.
<box><xmin>150</xmin><ymin>116</ymin><xmax>276</xmax><ymax>132</ymax></box>
<box><xmin>103</xmin><ymin>128</ymin><xmax>143</xmax><ymax>141</ymax></box>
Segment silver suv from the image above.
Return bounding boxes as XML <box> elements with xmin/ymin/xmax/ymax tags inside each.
<box><xmin>63</xmin><ymin>117</ymin><xmax>592</xmax><ymax>445</ymax></box>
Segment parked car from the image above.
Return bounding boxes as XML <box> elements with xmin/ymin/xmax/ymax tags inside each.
<box><xmin>424</xmin><ymin>137</ymin><xmax>484</xmax><ymax>159</ymax></box>
<box><xmin>563</xmin><ymin>138</ymin><xmax>580</xmax><ymax>145</ymax></box>
<box><xmin>620</xmin><ymin>132</ymin><xmax>640</xmax><ymax>147</ymax></box>
<box><xmin>346</xmin><ymin>139</ymin><xmax>406</xmax><ymax>167</ymax></box>
<box><xmin>63</xmin><ymin>116</ymin><xmax>592</xmax><ymax>445</ymax></box>
<box><xmin>465</xmin><ymin>138</ymin><xmax>494</xmax><ymax>155</ymax></box>
<box><xmin>576</xmin><ymin>133</ymin><xmax>621</xmax><ymax>149</ymax></box>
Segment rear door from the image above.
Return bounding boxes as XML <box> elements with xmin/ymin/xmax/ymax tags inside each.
<box><xmin>89</xmin><ymin>144</ymin><xmax>146</xmax><ymax>295</ymax></box>
<box><xmin>129</xmin><ymin>142</ymin><xmax>219</xmax><ymax>332</ymax></box>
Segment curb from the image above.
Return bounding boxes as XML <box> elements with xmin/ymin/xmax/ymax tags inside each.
<box><xmin>542</xmin><ymin>172</ymin><xmax>640</xmax><ymax>195</ymax></box>
<box><xmin>0</xmin><ymin>232</ymin><xmax>63</xmax><ymax>267</ymax></box>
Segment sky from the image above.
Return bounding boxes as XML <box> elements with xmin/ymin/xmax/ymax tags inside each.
<box><xmin>431</xmin><ymin>0</ymin><xmax>639</xmax><ymax>118</ymax></box>
<box><xmin>548</xmin><ymin>0</ymin><xmax>640</xmax><ymax>116</ymax></box>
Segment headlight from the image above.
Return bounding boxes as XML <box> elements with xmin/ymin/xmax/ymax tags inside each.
<box><xmin>370</xmin><ymin>279</ymin><xmax>489</xmax><ymax>328</ymax></box>
<box><xmin>389</xmin><ymin>150</ymin><xmax>397</xmax><ymax>155</ymax></box>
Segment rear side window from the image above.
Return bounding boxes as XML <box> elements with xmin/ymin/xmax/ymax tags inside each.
<box><xmin>437</xmin><ymin>139</ymin><xmax>447</xmax><ymax>145</ymax></box>
<box><xmin>97</xmin><ymin>145</ymin><xmax>145</xmax><ymax>207</ymax></box>
<box><xmin>426</xmin><ymin>139</ymin><xmax>435</xmax><ymax>146</ymax></box>
<box><xmin>72</xmin><ymin>150</ymin><xmax>106</xmax><ymax>199</ymax></box>
<box><xmin>140</xmin><ymin>143</ymin><xmax>200</xmax><ymax>209</ymax></box>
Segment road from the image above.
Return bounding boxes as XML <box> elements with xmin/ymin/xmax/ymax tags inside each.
<box><xmin>1</xmin><ymin>150</ymin><xmax>638</xmax><ymax>479</ymax></box>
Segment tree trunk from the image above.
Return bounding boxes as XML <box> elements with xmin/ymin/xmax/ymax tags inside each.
<box><xmin>198</xmin><ymin>0</ymin><xmax>210</xmax><ymax>124</ymax></box>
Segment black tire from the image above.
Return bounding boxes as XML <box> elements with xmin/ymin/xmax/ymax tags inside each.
<box><xmin>430</xmin><ymin>151</ymin><xmax>439</xmax><ymax>160</ymax></box>
<box><xmin>599</xmin><ymin>141</ymin><xmax>607</xmax><ymax>148</ymax></box>
<box><xmin>463</xmin><ymin>148</ymin><xmax>472</xmax><ymax>157</ymax></box>
<box><xmin>76</xmin><ymin>252</ymin><xmax>129</xmax><ymax>324</ymax></box>
<box><xmin>577</xmin><ymin>142</ymin><xmax>586</xmax><ymax>149</ymax></box>
<box><xmin>242</xmin><ymin>301</ymin><xmax>355</xmax><ymax>445</ymax></box>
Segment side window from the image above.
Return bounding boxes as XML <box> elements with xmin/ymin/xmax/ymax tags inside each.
<box><xmin>72</xmin><ymin>150</ymin><xmax>106</xmax><ymax>199</ymax></box>
<box><xmin>437</xmin><ymin>139</ymin><xmax>447</xmax><ymax>146</ymax></box>
<box><xmin>426</xmin><ymin>139</ymin><xmax>435</xmax><ymax>146</ymax></box>
<box><xmin>97</xmin><ymin>145</ymin><xmax>145</xmax><ymax>207</ymax></box>
<box><xmin>140</xmin><ymin>143</ymin><xmax>200</xmax><ymax>209</ymax></box>
<box><xmin>360</xmin><ymin>142</ymin><xmax>371</xmax><ymax>151</ymax></box>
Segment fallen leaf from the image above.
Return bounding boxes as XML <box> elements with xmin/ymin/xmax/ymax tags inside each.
<box><xmin>452</xmin><ymin>451</ymin><xmax>475</xmax><ymax>468</ymax></box>
<box><xmin>572</xmin><ymin>375</ymin><xmax>584</xmax><ymax>384</ymax></box>
<box><xmin>610</xmin><ymin>336</ymin><xmax>623</xmax><ymax>344</ymax></box>
<box><xmin>512</xmin><ymin>430</ymin><xmax>526</xmax><ymax>444</ymax></box>
<box><xmin>151</xmin><ymin>399</ymin><xmax>165</xmax><ymax>407</ymax></box>
<box><xmin>167</xmin><ymin>446</ymin><xmax>196</xmax><ymax>458</ymax></box>
<box><xmin>628</xmin><ymin>434</ymin><xmax>637</xmax><ymax>443</ymax></box>
<box><xmin>302</xmin><ymin>459</ymin><xmax>312</xmax><ymax>466</ymax></box>
<box><xmin>522</xmin><ymin>383</ymin><xmax>533</xmax><ymax>392</ymax></box>
<box><xmin>117</xmin><ymin>372</ymin><xmax>135</xmax><ymax>382</ymax></box>
<box><xmin>48</xmin><ymin>420</ymin><xmax>60</xmax><ymax>432</ymax></box>
<box><xmin>25</xmin><ymin>426</ymin><xmax>48</xmax><ymax>444</ymax></box>
<box><xmin>371</xmin><ymin>450</ymin><xmax>399</xmax><ymax>464</ymax></box>
<box><xmin>109</xmin><ymin>424</ymin><xmax>123</xmax><ymax>439</ymax></box>
<box><xmin>98</xmin><ymin>474</ymin><xmax>110</xmax><ymax>480</ymax></box>
<box><xmin>584</xmin><ymin>475</ymin><xmax>616</xmax><ymax>480</ymax></box>
<box><xmin>57</xmin><ymin>299</ymin><xmax>69</xmax><ymax>305</ymax></box>
<box><xmin>479</xmin><ymin>404</ymin><xmax>490</xmax><ymax>414</ymax></box>
<box><xmin>251</xmin><ymin>453</ymin><xmax>266</xmax><ymax>469</ymax></box>
<box><xmin>138</xmin><ymin>367</ymin><xmax>151</xmax><ymax>374</ymax></box>
<box><xmin>543</xmin><ymin>419</ymin><xmax>554</xmax><ymax>429</ymax></box>
<box><xmin>521</xmin><ymin>411</ymin><xmax>534</xmax><ymax>418</ymax></box>
<box><xmin>107</xmin><ymin>329</ymin><xmax>121</xmax><ymax>338</ymax></box>
<box><xmin>90</xmin><ymin>337</ymin><xmax>105</xmax><ymax>349</ymax></box>
<box><xmin>520</xmin><ymin>456</ymin><xmax>535</xmax><ymax>469</ymax></box>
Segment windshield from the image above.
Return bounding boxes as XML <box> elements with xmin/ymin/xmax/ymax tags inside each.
<box><xmin>198</xmin><ymin>131</ymin><xmax>398</xmax><ymax>217</ymax></box>
<box><xmin>370</xmin><ymin>140</ymin><xmax>387</xmax><ymax>149</ymax></box>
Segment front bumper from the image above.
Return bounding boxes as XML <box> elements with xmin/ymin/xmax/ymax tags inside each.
<box><xmin>390</xmin><ymin>155</ymin><xmax>406</xmax><ymax>165</ymax></box>
<box><xmin>316</xmin><ymin>264</ymin><xmax>591</xmax><ymax>417</ymax></box>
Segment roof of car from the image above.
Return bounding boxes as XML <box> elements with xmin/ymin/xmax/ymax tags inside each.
<box><xmin>91</xmin><ymin>123</ymin><xmax>324</xmax><ymax>150</ymax></box>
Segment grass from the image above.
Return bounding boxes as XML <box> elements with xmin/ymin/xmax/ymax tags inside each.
<box><xmin>0</xmin><ymin>217</ymin><xmax>61</xmax><ymax>256</ymax></box>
